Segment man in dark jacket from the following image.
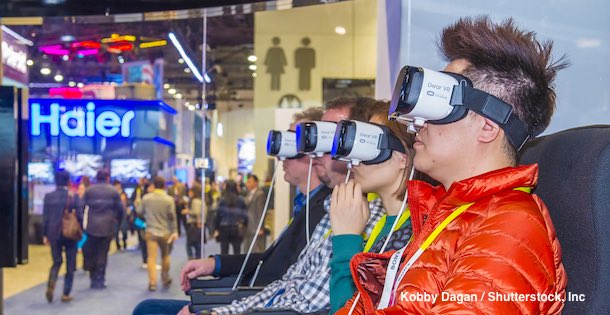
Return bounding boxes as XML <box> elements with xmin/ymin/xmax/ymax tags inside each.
<box><xmin>243</xmin><ymin>174</ymin><xmax>267</xmax><ymax>253</ymax></box>
<box><xmin>131</xmin><ymin>107</ymin><xmax>330</xmax><ymax>315</ymax></box>
<box><xmin>43</xmin><ymin>170</ymin><xmax>82</xmax><ymax>303</ymax></box>
<box><xmin>82</xmin><ymin>170</ymin><xmax>124</xmax><ymax>289</ymax></box>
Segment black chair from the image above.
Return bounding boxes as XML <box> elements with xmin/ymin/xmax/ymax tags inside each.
<box><xmin>519</xmin><ymin>125</ymin><xmax>610</xmax><ymax>315</ymax></box>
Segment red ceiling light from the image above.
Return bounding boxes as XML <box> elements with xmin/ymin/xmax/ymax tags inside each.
<box><xmin>108</xmin><ymin>43</ymin><xmax>133</xmax><ymax>53</ymax></box>
<box><xmin>72</xmin><ymin>40</ymin><xmax>101</xmax><ymax>49</ymax></box>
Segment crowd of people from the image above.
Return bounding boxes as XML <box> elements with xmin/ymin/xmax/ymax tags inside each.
<box><xmin>132</xmin><ymin>15</ymin><xmax>568</xmax><ymax>315</ymax></box>
<box><xmin>44</xmin><ymin>15</ymin><xmax>569</xmax><ymax>315</ymax></box>
<box><xmin>41</xmin><ymin>167</ymin><xmax>270</xmax><ymax>301</ymax></box>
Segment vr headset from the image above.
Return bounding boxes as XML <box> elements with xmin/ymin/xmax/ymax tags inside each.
<box><xmin>266</xmin><ymin>130</ymin><xmax>304</xmax><ymax>160</ymax></box>
<box><xmin>389</xmin><ymin>66</ymin><xmax>532</xmax><ymax>150</ymax></box>
<box><xmin>295</xmin><ymin>121</ymin><xmax>337</xmax><ymax>157</ymax></box>
<box><xmin>331</xmin><ymin>120</ymin><xmax>406</xmax><ymax>166</ymax></box>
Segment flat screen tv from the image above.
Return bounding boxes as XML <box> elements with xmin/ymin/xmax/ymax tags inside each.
<box><xmin>111</xmin><ymin>159</ymin><xmax>150</xmax><ymax>183</ymax></box>
<box><xmin>28</xmin><ymin>162</ymin><xmax>55</xmax><ymax>184</ymax></box>
<box><xmin>62</xmin><ymin>154</ymin><xmax>103</xmax><ymax>179</ymax></box>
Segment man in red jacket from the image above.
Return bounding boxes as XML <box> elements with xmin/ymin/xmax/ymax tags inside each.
<box><xmin>337</xmin><ymin>16</ymin><xmax>568</xmax><ymax>314</ymax></box>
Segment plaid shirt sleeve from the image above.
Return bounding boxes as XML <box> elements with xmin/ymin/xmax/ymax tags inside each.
<box><xmin>212</xmin><ymin>197</ymin><xmax>386</xmax><ymax>314</ymax></box>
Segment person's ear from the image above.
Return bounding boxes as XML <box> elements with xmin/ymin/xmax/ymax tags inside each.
<box><xmin>478</xmin><ymin>117</ymin><xmax>502</xmax><ymax>144</ymax></box>
<box><xmin>393</xmin><ymin>151</ymin><xmax>409</xmax><ymax>170</ymax></box>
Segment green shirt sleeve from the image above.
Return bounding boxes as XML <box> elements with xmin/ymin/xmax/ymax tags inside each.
<box><xmin>329</xmin><ymin>234</ymin><xmax>363</xmax><ymax>314</ymax></box>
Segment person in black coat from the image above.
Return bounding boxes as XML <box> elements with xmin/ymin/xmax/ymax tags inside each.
<box><xmin>82</xmin><ymin>170</ymin><xmax>124</xmax><ymax>289</ymax></box>
<box><xmin>42</xmin><ymin>170</ymin><xmax>82</xmax><ymax>303</ymax></box>
<box><xmin>213</xmin><ymin>180</ymin><xmax>248</xmax><ymax>255</ymax></box>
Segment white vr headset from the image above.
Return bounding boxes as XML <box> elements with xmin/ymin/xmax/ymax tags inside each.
<box><xmin>331</xmin><ymin>120</ymin><xmax>406</xmax><ymax>166</ymax></box>
<box><xmin>389</xmin><ymin>66</ymin><xmax>532</xmax><ymax>150</ymax></box>
<box><xmin>266</xmin><ymin>130</ymin><xmax>304</xmax><ymax>160</ymax></box>
<box><xmin>295</xmin><ymin>121</ymin><xmax>337</xmax><ymax>157</ymax></box>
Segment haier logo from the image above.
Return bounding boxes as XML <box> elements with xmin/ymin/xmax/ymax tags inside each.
<box><xmin>31</xmin><ymin>102</ymin><xmax>135</xmax><ymax>138</ymax></box>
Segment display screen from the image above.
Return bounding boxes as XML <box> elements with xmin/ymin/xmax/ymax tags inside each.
<box><xmin>176</xmin><ymin>168</ymin><xmax>188</xmax><ymax>184</ymax></box>
<box><xmin>237</xmin><ymin>138</ymin><xmax>256</xmax><ymax>173</ymax></box>
<box><xmin>111</xmin><ymin>159</ymin><xmax>150</xmax><ymax>183</ymax></box>
<box><xmin>28</xmin><ymin>162</ymin><xmax>55</xmax><ymax>184</ymax></box>
<box><xmin>62</xmin><ymin>154</ymin><xmax>103</xmax><ymax>179</ymax></box>
<box><xmin>123</xmin><ymin>187</ymin><xmax>135</xmax><ymax>199</ymax></box>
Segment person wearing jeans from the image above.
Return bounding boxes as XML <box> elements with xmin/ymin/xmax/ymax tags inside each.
<box><xmin>42</xmin><ymin>170</ymin><xmax>82</xmax><ymax>303</ymax></box>
<box><xmin>138</xmin><ymin>176</ymin><xmax>178</xmax><ymax>291</ymax></box>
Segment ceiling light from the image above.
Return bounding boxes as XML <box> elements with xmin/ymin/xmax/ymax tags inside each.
<box><xmin>139</xmin><ymin>40</ymin><xmax>167</xmax><ymax>49</ymax></box>
<box><xmin>163</xmin><ymin>83</ymin><xmax>170</xmax><ymax>89</ymax></box>
<box><xmin>40</xmin><ymin>67</ymin><xmax>51</xmax><ymax>75</ymax></box>
<box><xmin>174</xmin><ymin>93</ymin><xmax>183</xmax><ymax>99</ymax></box>
<box><xmin>168</xmin><ymin>32</ymin><xmax>204</xmax><ymax>83</ymax></box>
<box><xmin>335</xmin><ymin>26</ymin><xmax>347</xmax><ymax>35</ymax></box>
<box><xmin>252</xmin><ymin>72</ymin><xmax>257</xmax><ymax>78</ymax></box>
<box><xmin>217</xmin><ymin>122</ymin><xmax>223</xmax><ymax>137</ymax></box>
<box><xmin>178</xmin><ymin>58</ymin><xmax>184</xmax><ymax>64</ymax></box>
<box><xmin>184</xmin><ymin>102</ymin><xmax>190</xmax><ymax>106</ymax></box>
<box><xmin>60</xmin><ymin>35</ymin><xmax>75</xmax><ymax>42</ymax></box>
<box><xmin>68</xmin><ymin>81</ymin><xmax>76</xmax><ymax>87</ymax></box>
<box><xmin>168</xmin><ymin>88</ymin><xmax>177</xmax><ymax>95</ymax></box>
<box><xmin>77</xmin><ymin>82</ymin><xmax>84</xmax><ymax>88</ymax></box>
<box><xmin>62</xmin><ymin>55</ymin><xmax>69</xmax><ymax>61</ymax></box>
<box><xmin>118</xmin><ymin>56</ymin><xmax>124</xmax><ymax>64</ymax></box>
<box><xmin>54</xmin><ymin>74</ymin><xmax>64</xmax><ymax>82</ymax></box>
<box><xmin>184</xmin><ymin>68</ymin><xmax>191</xmax><ymax>73</ymax></box>
<box><xmin>249</xmin><ymin>65</ymin><xmax>257</xmax><ymax>71</ymax></box>
<box><xmin>247</xmin><ymin>55</ymin><xmax>257</xmax><ymax>62</ymax></box>
<box><xmin>26</xmin><ymin>60</ymin><xmax>34</xmax><ymax>66</ymax></box>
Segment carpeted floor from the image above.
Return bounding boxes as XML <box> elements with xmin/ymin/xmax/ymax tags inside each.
<box><xmin>3</xmin><ymin>236</ymin><xmax>222</xmax><ymax>315</ymax></box>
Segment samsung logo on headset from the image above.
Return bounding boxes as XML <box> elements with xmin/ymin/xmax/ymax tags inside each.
<box><xmin>31</xmin><ymin>102</ymin><xmax>135</xmax><ymax>138</ymax></box>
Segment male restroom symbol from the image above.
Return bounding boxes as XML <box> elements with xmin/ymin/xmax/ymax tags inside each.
<box><xmin>294</xmin><ymin>37</ymin><xmax>315</xmax><ymax>91</ymax></box>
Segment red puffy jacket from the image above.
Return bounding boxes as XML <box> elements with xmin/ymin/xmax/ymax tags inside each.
<box><xmin>337</xmin><ymin>165</ymin><xmax>566</xmax><ymax>315</ymax></box>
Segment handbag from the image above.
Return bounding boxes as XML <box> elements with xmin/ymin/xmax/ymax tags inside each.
<box><xmin>62</xmin><ymin>193</ymin><xmax>83</xmax><ymax>241</ymax></box>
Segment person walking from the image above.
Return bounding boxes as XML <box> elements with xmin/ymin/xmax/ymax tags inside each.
<box><xmin>213</xmin><ymin>180</ymin><xmax>248</xmax><ymax>255</ymax></box>
<box><xmin>42</xmin><ymin>170</ymin><xmax>82</xmax><ymax>303</ymax></box>
<box><xmin>137</xmin><ymin>176</ymin><xmax>178</xmax><ymax>291</ymax></box>
<box><xmin>82</xmin><ymin>170</ymin><xmax>124</xmax><ymax>289</ymax></box>
<box><xmin>131</xmin><ymin>177</ymin><xmax>150</xmax><ymax>268</ymax></box>
<box><xmin>183</xmin><ymin>183</ymin><xmax>203</xmax><ymax>259</ymax></box>
<box><xmin>168</xmin><ymin>176</ymin><xmax>187</xmax><ymax>236</ymax></box>
<box><xmin>113</xmin><ymin>180</ymin><xmax>130</xmax><ymax>251</ymax></box>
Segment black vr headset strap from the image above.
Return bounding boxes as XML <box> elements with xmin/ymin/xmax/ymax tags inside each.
<box><xmin>383</xmin><ymin>133</ymin><xmax>406</xmax><ymax>154</ymax></box>
<box><xmin>451</xmin><ymin>84</ymin><xmax>531</xmax><ymax>150</ymax></box>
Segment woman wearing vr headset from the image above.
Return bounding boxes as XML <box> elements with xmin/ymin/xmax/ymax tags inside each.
<box><xmin>328</xmin><ymin>101</ymin><xmax>434</xmax><ymax>313</ymax></box>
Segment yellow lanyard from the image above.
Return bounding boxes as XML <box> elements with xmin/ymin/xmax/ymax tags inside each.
<box><xmin>363</xmin><ymin>210</ymin><xmax>411</xmax><ymax>252</ymax></box>
<box><xmin>377</xmin><ymin>186</ymin><xmax>532</xmax><ymax>308</ymax></box>
<box><xmin>322</xmin><ymin>209</ymin><xmax>411</xmax><ymax>250</ymax></box>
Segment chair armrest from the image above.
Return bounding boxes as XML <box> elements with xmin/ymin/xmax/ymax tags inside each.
<box><xmin>189</xmin><ymin>275</ymin><xmax>239</xmax><ymax>289</ymax></box>
<box><xmin>190</xmin><ymin>287</ymin><xmax>264</xmax><ymax>304</ymax></box>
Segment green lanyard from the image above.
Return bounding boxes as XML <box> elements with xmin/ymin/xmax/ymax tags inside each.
<box><xmin>363</xmin><ymin>210</ymin><xmax>411</xmax><ymax>252</ymax></box>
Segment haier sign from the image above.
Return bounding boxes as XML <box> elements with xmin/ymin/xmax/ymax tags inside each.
<box><xmin>31</xmin><ymin>102</ymin><xmax>135</xmax><ymax>138</ymax></box>
<box><xmin>29</xmin><ymin>98</ymin><xmax>176</xmax><ymax>138</ymax></box>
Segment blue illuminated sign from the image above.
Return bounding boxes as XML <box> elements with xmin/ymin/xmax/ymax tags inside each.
<box><xmin>29</xmin><ymin>99</ymin><xmax>175</xmax><ymax>139</ymax></box>
<box><xmin>31</xmin><ymin>102</ymin><xmax>135</xmax><ymax>138</ymax></box>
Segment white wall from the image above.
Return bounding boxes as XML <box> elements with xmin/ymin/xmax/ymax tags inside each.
<box><xmin>385</xmin><ymin>0</ymin><xmax>610</xmax><ymax>134</ymax></box>
<box><xmin>252</xmin><ymin>0</ymin><xmax>378</xmax><ymax>232</ymax></box>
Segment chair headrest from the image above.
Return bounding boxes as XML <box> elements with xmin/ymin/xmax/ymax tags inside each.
<box><xmin>519</xmin><ymin>125</ymin><xmax>610</xmax><ymax>314</ymax></box>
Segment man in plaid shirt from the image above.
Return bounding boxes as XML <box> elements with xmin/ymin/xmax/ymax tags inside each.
<box><xmin>212</xmin><ymin>97</ymin><xmax>383</xmax><ymax>314</ymax></box>
<box><xmin>212</xmin><ymin>198</ymin><xmax>384</xmax><ymax>314</ymax></box>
